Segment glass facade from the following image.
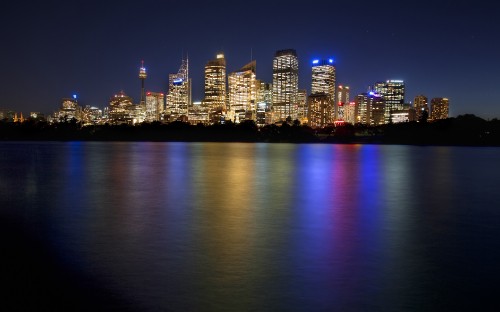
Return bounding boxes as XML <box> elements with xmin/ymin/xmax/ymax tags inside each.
<box><xmin>272</xmin><ymin>49</ymin><xmax>298</xmax><ymax>122</ymax></box>
<box><xmin>228</xmin><ymin>61</ymin><xmax>256</xmax><ymax>123</ymax></box>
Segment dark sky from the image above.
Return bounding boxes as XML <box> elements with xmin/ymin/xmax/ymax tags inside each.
<box><xmin>1</xmin><ymin>0</ymin><xmax>499</xmax><ymax>119</ymax></box>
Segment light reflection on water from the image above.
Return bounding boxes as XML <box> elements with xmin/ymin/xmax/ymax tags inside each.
<box><xmin>1</xmin><ymin>142</ymin><xmax>500</xmax><ymax>311</ymax></box>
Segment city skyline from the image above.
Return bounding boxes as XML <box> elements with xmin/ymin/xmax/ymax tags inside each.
<box><xmin>1</xmin><ymin>1</ymin><xmax>499</xmax><ymax>119</ymax></box>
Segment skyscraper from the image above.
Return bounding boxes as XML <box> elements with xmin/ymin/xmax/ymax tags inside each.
<box><xmin>308</xmin><ymin>59</ymin><xmax>335</xmax><ymax>126</ymax></box>
<box><xmin>203</xmin><ymin>53</ymin><xmax>227</xmax><ymax>123</ymax></box>
<box><xmin>145</xmin><ymin>92</ymin><xmax>165</xmax><ymax>122</ymax></box>
<box><xmin>166</xmin><ymin>57</ymin><xmax>191</xmax><ymax>120</ymax></box>
<box><xmin>228</xmin><ymin>60</ymin><xmax>256</xmax><ymax>123</ymax></box>
<box><xmin>308</xmin><ymin>93</ymin><xmax>333</xmax><ymax>128</ymax></box>
<box><xmin>355</xmin><ymin>92</ymin><xmax>385</xmax><ymax>125</ymax></box>
<box><xmin>430</xmin><ymin>97</ymin><xmax>449</xmax><ymax>120</ymax></box>
<box><xmin>272</xmin><ymin>49</ymin><xmax>299</xmax><ymax>122</ymax></box>
<box><xmin>414</xmin><ymin>95</ymin><xmax>429</xmax><ymax>121</ymax></box>
<box><xmin>374</xmin><ymin>80</ymin><xmax>405</xmax><ymax>123</ymax></box>
<box><xmin>337</xmin><ymin>85</ymin><xmax>350</xmax><ymax>121</ymax></box>
<box><xmin>311</xmin><ymin>59</ymin><xmax>336</xmax><ymax>96</ymax></box>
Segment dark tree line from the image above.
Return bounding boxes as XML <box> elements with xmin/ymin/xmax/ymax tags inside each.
<box><xmin>1</xmin><ymin>115</ymin><xmax>500</xmax><ymax>146</ymax></box>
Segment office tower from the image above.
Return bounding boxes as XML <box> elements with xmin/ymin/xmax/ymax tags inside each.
<box><xmin>374</xmin><ymin>80</ymin><xmax>405</xmax><ymax>123</ymax></box>
<box><xmin>145</xmin><ymin>92</ymin><xmax>165</xmax><ymax>122</ymax></box>
<box><xmin>139</xmin><ymin>60</ymin><xmax>147</xmax><ymax>105</ymax></box>
<box><xmin>297</xmin><ymin>89</ymin><xmax>307</xmax><ymax>123</ymax></box>
<box><xmin>108</xmin><ymin>91</ymin><xmax>134</xmax><ymax>124</ymax></box>
<box><xmin>369</xmin><ymin>92</ymin><xmax>385</xmax><ymax>125</ymax></box>
<box><xmin>81</xmin><ymin>106</ymin><xmax>102</xmax><ymax>125</ymax></box>
<box><xmin>58</xmin><ymin>95</ymin><xmax>81</xmax><ymax>121</ymax></box>
<box><xmin>344</xmin><ymin>101</ymin><xmax>357</xmax><ymax>124</ymax></box>
<box><xmin>256</xmin><ymin>81</ymin><xmax>272</xmax><ymax>126</ymax></box>
<box><xmin>166</xmin><ymin>57</ymin><xmax>191</xmax><ymax>120</ymax></box>
<box><xmin>308</xmin><ymin>94</ymin><xmax>333</xmax><ymax>128</ymax></box>
<box><xmin>309</xmin><ymin>59</ymin><xmax>336</xmax><ymax>124</ymax></box>
<box><xmin>355</xmin><ymin>92</ymin><xmax>385</xmax><ymax>125</ymax></box>
<box><xmin>337</xmin><ymin>85</ymin><xmax>350</xmax><ymax>121</ymax></box>
<box><xmin>430</xmin><ymin>97</ymin><xmax>449</xmax><ymax>120</ymax></box>
<box><xmin>203</xmin><ymin>53</ymin><xmax>227</xmax><ymax>123</ymax></box>
<box><xmin>311</xmin><ymin>59</ymin><xmax>336</xmax><ymax>96</ymax></box>
<box><xmin>228</xmin><ymin>60</ymin><xmax>256</xmax><ymax>123</ymax></box>
<box><xmin>272</xmin><ymin>49</ymin><xmax>299</xmax><ymax>122</ymax></box>
<box><xmin>414</xmin><ymin>95</ymin><xmax>429</xmax><ymax>121</ymax></box>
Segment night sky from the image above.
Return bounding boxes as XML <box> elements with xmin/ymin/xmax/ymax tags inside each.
<box><xmin>1</xmin><ymin>1</ymin><xmax>499</xmax><ymax>119</ymax></box>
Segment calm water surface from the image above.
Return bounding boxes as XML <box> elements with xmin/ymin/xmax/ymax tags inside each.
<box><xmin>1</xmin><ymin>142</ymin><xmax>500</xmax><ymax>311</ymax></box>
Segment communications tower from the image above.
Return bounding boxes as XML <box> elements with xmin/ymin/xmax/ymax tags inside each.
<box><xmin>139</xmin><ymin>60</ymin><xmax>147</xmax><ymax>105</ymax></box>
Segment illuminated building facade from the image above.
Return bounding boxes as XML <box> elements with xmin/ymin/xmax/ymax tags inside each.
<box><xmin>311</xmin><ymin>59</ymin><xmax>336</xmax><ymax>96</ymax></box>
<box><xmin>297</xmin><ymin>89</ymin><xmax>307</xmax><ymax>124</ymax></box>
<box><xmin>374</xmin><ymin>80</ymin><xmax>405</xmax><ymax>123</ymax></box>
<box><xmin>308</xmin><ymin>93</ymin><xmax>333</xmax><ymax>128</ymax></box>
<box><xmin>57</xmin><ymin>95</ymin><xmax>81</xmax><ymax>121</ymax></box>
<box><xmin>344</xmin><ymin>101</ymin><xmax>357</xmax><ymax>124</ymax></box>
<box><xmin>430</xmin><ymin>97</ymin><xmax>449</xmax><ymax>120</ymax></box>
<box><xmin>414</xmin><ymin>95</ymin><xmax>429</xmax><ymax>121</ymax></box>
<box><xmin>228</xmin><ymin>60</ymin><xmax>256</xmax><ymax>123</ymax></box>
<box><xmin>272</xmin><ymin>49</ymin><xmax>299</xmax><ymax>122</ymax></box>
<box><xmin>108</xmin><ymin>91</ymin><xmax>134</xmax><ymax>124</ymax></box>
<box><xmin>81</xmin><ymin>106</ymin><xmax>102</xmax><ymax>125</ymax></box>
<box><xmin>336</xmin><ymin>85</ymin><xmax>350</xmax><ymax>121</ymax></box>
<box><xmin>355</xmin><ymin>92</ymin><xmax>385</xmax><ymax>125</ymax></box>
<box><xmin>166</xmin><ymin>58</ymin><xmax>191</xmax><ymax>120</ymax></box>
<box><xmin>145</xmin><ymin>92</ymin><xmax>165</xmax><ymax>122</ymax></box>
<box><xmin>203</xmin><ymin>53</ymin><xmax>227</xmax><ymax>123</ymax></box>
<box><xmin>255</xmin><ymin>81</ymin><xmax>272</xmax><ymax>126</ymax></box>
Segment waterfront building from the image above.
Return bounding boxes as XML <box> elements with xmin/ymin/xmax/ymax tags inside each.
<box><xmin>228</xmin><ymin>60</ymin><xmax>256</xmax><ymax>123</ymax></box>
<box><xmin>430</xmin><ymin>97</ymin><xmax>449</xmax><ymax>120</ymax></box>
<box><xmin>255</xmin><ymin>81</ymin><xmax>272</xmax><ymax>127</ymax></box>
<box><xmin>203</xmin><ymin>53</ymin><xmax>227</xmax><ymax>123</ymax></box>
<box><xmin>272</xmin><ymin>49</ymin><xmax>299</xmax><ymax>122</ymax></box>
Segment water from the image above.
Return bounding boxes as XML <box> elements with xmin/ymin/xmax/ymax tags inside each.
<box><xmin>1</xmin><ymin>142</ymin><xmax>500</xmax><ymax>311</ymax></box>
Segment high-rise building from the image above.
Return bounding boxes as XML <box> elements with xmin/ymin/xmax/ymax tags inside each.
<box><xmin>337</xmin><ymin>85</ymin><xmax>350</xmax><ymax>121</ymax></box>
<box><xmin>311</xmin><ymin>59</ymin><xmax>336</xmax><ymax>96</ymax></box>
<box><xmin>374</xmin><ymin>80</ymin><xmax>405</xmax><ymax>123</ymax></box>
<box><xmin>308</xmin><ymin>93</ymin><xmax>333</xmax><ymax>128</ymax></box>
<box><xmin>344</xmin><ymin>101</ymin><xmax>357</xmax><ymax>124</ymax></box>
<box><xmin>272</xmin><ymin>49</ymin><xmax>299</xmax><ymax>122</ymax></box>
<box><xmin>166</xmin><ymin>57</ymin><xmax>191</xmax><ymax>120</ymax></box>
<box><xmin>203</xmin><ymin>53</ymin><xmax>227</xmax><ymax>123</ymax></box>
<box><xmin>145</xmin><ymin>92</ymin><xmax>165</xmax><ymax>122</ymax></box>
<box><xmin>355</xmin><ymin>92</ymin><xmax>385</xmax><ymax>125</ymax></box>
<box><xmin>228</xmin><ymin>60</ymin><xmax>256</xmax><ymax>123</ymax></box>
<box><xmin>57</xmin><ymin>95</ymin><xmax>81</xmax><ymax>121</ymax></box>
<box><xmin>309</xmin><ymin>59</ymin><xmax>336</xmax><ymax>124</ymax></box>
<box><xmin>255</xmin><ymin>81</ymin><xmax>272</xmax><ymax>127</ymax></box>
<box><xmin>108</xmin><ymin>91</ymin><xmax>134</xmax><ymax>124</ymax></box>
<box><xmin>414</xmin><ymin>95</ymin><xmax>429</xmax><ymax>121</ymax></box>
<box><xmin>430</xmin><ymin>97</ymin><xmax>449</xmax><ymax>120</ymax></box>
<box><xmin>297</xmin><ymin>89</ymin><xmax>308</xmax><ymax>124</ymax></box>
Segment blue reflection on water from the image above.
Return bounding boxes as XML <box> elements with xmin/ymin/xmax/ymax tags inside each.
<box><xmin>1</xmin><ymin>142</ymin><xmax>500</xmax><ymax>311</ymax></box>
